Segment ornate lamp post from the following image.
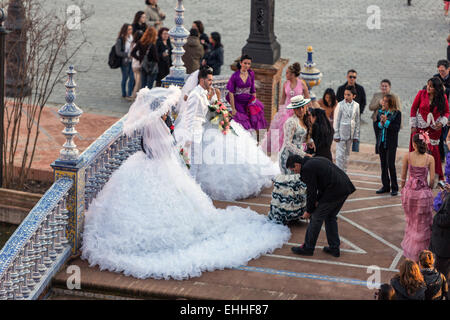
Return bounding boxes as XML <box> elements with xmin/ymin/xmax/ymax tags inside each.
<box><xmin>161</xmin><ymin>0</ymin><xmax>190</xmax><ymax>88</ymax></box>
<box><xmin>242</xmin><ymin>0</ymin><xmax>281</xmax><ymax>65</ymax></box>
<box><xmin>0</xmin><ymin>7</ymin><xmax>8</xmax><ymax>188</ymax></box>
<box><xmin>56</xmin><ymin>66</ymin><xmax>83</xmax><ymax>165</ymax></box>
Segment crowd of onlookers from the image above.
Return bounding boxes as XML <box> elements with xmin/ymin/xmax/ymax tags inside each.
<box><xmin>112</xmin><ymin>0</ymin><xmax>224</xmax><ymax>101</ymax></box>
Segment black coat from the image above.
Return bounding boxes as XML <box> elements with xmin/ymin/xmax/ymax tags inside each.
<box><xmin>132</xmin><ymin>22</ymin><xmax>147</xmax><ymax>34</ymax></box>
<box><xmin>156</xmin><ymin>38</ymin><xmax>172</xmax><ymax>81</ymax></box>
<box><xmin>336</xmin><ymin>82</ymin><xmax>367</xmax><ymax>113</ymax></box>
<box><xmin>376</xmin><ymin>110</ymin><xmax>401</xmax><ymax>151</ymax></box>
<box><xmin>203</xmin><ymin>45</ymin><xmax>224</xmax><ymax>76</ymax></box>
<box><xmin>300</xmin><ymin>157</ymin><xmax>356</xmax><ymax>213</ymax></box>
<box><xmin>390</xmin><ymin>276</ymin><xmax>426</xmax><ymax>300</ymax></box>
<box><xmin>131</xmin><ymin>42</ymin><xmax>158</xmax><ymax>64</ymax></box>
<box><xmin>430</xmin><ymin>193</ymin><xmax>450</xmax><ymax>258</ymax></box>
<box><xmin>421</xmin><ymin>269</ymin><xmax>448</xmax><ymax>300</ymax></box>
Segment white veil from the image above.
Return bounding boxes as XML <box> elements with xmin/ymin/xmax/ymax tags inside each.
<box><xmin>173</xmin><ymin>70</ymin><xmax>200</xmax><ymax>149</ymax></box>
<box><xmin>123</xmin><ymin>86</ymin><xmax>182</xmax><ymax>160</ymax></box>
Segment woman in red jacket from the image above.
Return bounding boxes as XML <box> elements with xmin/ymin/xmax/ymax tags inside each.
<box><xmin>410</xmin><ymin>77</ymin><xmax>449</xmax><ymax>181</ymax></box>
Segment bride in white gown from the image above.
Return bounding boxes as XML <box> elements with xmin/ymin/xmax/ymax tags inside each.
<box><xmin>81</xmin><ymin>86</ymin><xmax>290</xmax><ymax>280</ymax></box>
<box><xmin>174</xmin><ymin>67</ymin><xmax>280</xmax><ymax>201</ymax></box>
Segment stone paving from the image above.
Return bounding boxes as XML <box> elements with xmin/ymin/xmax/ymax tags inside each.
<box><xmin>44</xmin><ymin>0</ymin><xmax>449</xmax><ymax>147</ymax></box>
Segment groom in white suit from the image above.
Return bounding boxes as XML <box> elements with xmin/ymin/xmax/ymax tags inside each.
<box><xmin>186</xmin><ymin>67</ymin><xmax>214</xmax><ymax>178</ymax></box>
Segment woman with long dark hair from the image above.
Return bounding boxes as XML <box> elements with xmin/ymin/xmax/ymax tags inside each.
<box><xmin>201</xmin><ymin>32</ymin><xmax>223</xmax><ymax>75</ymax></box>
<box><xmin>132</xmin><ymin>11</ymin><xmax>147</xmax><ymax>34</ymax></box>
<box><xmin>410</xmin><ymin>77</ymin><xmax>450</xmax><ymax>181</ymax></box>
<box><xmin>318</xmin><ymin>88</ymin><xmax>338</xmax><ymax>125</ymax></box>
<box><xmin>116</xmin><ymin>23</ymin><xmax>135</xmax><ymax>99</ymax></box>
<box><xmin>131</xmin><ymin>26</ymin><xmax>159</xmax><ymax>89</ymax></box>
<box><xmin>401</xmin><ymin>133</ymin><xmax>435</xmax><ymax>261</ymax></box>
<box><xmin>156</xmin><ymin>27</ymin><xmax>172</xmax><ymax>87</ymax></box>
<box><xmin>310</xmin><ymin>108</ymin><xmax>334</xmax><ymax>161</ymax></box>
<box><xmin>226</xmin><ymin>54</ymin><xmax>267</xmax><ymax>131</ymax></box>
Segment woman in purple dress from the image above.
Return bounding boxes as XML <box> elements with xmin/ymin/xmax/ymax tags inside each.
<box><xmin>226</xmin><ymin>55</ymin><xmax>267</xmax><ymax>131</ymax></box>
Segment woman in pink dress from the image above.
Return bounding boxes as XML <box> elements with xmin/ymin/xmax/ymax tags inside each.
<box><xmin>400</xmin><ymin>133</ymin><xmax>435</xmax><ymax>261</ymax></box>
<box><xmin>260</xmin><ymin>62</ymin><xmax>310</xmax><ymax>153</ymax></box>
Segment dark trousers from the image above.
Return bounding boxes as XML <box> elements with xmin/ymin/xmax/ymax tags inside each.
<box><xmin>303</xmin><ymin>197</ymin><xmax>348</xmax><ymax>252</ymax></box>
<box><xmin>379</xmin><ymin>145</ymin><xmax>398</xmax><ymax>192</ymax></box>
<box><xmin>439</xmin><ymin>125</ymin><xmax>449</xmax><ymax>159</ymax></box>
<box><xmin>141</xmin><ymin>69</ymin><xmax>157</xmax><ymax>89</ymax></box>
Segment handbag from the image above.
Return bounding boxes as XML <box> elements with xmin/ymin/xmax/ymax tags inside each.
<box><xmin>141</xmin><ymin>44</ymin><xmax>159</xmax><ymax>76</ymax></box>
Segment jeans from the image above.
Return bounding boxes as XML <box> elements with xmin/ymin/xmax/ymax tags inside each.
<box><xmin>303</xmin><ymin>197</ymin><xmax>348</xmax><ymax>252</ymax></box>
<box><xmin>141</xmin><ymin>69</ymin><xmax>157</xmax><ymax>89</ymax></box>
<box><xmin>120</xmin><ymin>62</ymin><xmax>135</xmax><ymax>97</ymax></box>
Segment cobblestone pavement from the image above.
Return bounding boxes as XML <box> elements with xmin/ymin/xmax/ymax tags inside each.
<box><xmin>45</xmin><ymin>0</ymin><xmax>450</xmax><ymax>147</ymax></box>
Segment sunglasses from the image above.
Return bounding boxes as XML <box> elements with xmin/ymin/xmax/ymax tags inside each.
<box><xmin>349</xmin><ymin>76</ymin><xmax>357</xmax><ymax>79</ymax></box>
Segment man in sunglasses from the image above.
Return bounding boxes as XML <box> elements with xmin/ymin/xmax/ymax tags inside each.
<box><xmin>336</xmin><ymin>69</ymin><xmax>367</xmax><ymax>115</ymax></box>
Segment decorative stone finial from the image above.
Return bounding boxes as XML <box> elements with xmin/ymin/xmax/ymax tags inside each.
<box><xmin>300</xmin><ymin>46</ymin><xmax>323</xmax><ymax>90</ymax></box>
<box><xmin>167</xmin><ymin>0</ymin><xmax>190</xmax><ymax>80</ymax></box>
<box><xmin>57</xmin><ymin>65</ymin><xmax>83</xmax><ymax>163</ymax></box>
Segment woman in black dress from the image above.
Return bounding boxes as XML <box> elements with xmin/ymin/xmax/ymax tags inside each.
<box><xmin>310</xmin><ymin>108</ymin><xmax>334</xmax><ymax>161</ymax></box>
<box><xmin>156</xmin><ymin>27</ymin><xmax>172</xmax><ymax>86</ymax></box>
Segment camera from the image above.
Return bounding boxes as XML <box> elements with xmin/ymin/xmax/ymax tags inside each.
<box><xmin>438</xmin><ymin>181</ymin><xmax>446</xmax><ymax>190</ymax></box>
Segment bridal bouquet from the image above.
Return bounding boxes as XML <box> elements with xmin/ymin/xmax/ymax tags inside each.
<box><xmin>208</xmin><ymin>101</ymin><xmax>238</xmax><ymax>136</ymax></box>
<box><xmin>179</xmin><ymin>148</ymin><xmax>191</xmax><ymax>169</ymax></box>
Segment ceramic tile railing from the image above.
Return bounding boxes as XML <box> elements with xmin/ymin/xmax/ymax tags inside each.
<box><xmin>0</xmin><ymin>178</ymin><xmax>73</xmax><ymax>300</ymax></box>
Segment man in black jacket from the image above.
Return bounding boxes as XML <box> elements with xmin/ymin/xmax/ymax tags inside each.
<box><xmin>286</xmin><ymin>155</ymin><xmax>356</xmax><ymax>257</ymax></box>
<box><xmin>434</xmin><ymin>60</ymin><xmax>450</xmax><ymax>160</ymax></box>
<box><xmin>336</xmin><ymin>69</ymin><xmax>367</xmax><ymax>115</ymax></box>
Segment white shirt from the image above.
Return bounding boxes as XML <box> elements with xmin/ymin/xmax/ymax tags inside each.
<box><xmin>187</xmin><ymin>85</ymin><xmax>209</xmax><ymax>144</ymax></box>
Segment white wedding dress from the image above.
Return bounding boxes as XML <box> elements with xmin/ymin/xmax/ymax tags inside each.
<box><xmin>81</xmin><ymin>87</ymin><xmax>290</xmax><ymax>280</ymax></box>
<box><xmin>175</xmin><ymin>71</ymin><xmax>280</xmax><ymax>201</ymax></box>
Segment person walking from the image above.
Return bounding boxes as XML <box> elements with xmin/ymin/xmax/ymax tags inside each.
<box><xmin>130</xmin><ymin>30</ymin><xmax>144</xmax><ymax>99</ymax></box>
<box><xmin>410</xmin><ymin>77</ymin><xmax>449</xmax><ymax>182</ymax></box>
<box><xmin>202</xmin><ymin>32</ymin><xmax>224</xmax><ymax>76</ymax></box>
<box><xmin>401</xmin><ymin>133</ymin><xmax>435</xmax><ymax>261</ymax></box>
<box><xmin>260</xmin><ymin>62</ymin><xmax>310</xmax><ymax>153</ymax></box>
<box><xmin>131</xmin><ymin>26</ymin><xmax>159</xmax><ymax>90</ymax></box>
<box><xmin>318</xmin><ymin>88</ymin><xmax>338</xmax><ymax>126</ymax></box>
<box><xmin>144</xmin><ymin>0</ymin><xmax>165</xmax><ymax>30</ymax></box>
<box><xmin>390</xmin><ymin>259</ymin><xmax>426</xmax><ymax>300</ymax></box>
<box><xmin>444</xmin><ymin>0</ymin><xmax>450</xmax><ymax>16</ymax></box>
<box><xmin>156</xmin><ymin>27</ymin><xmax>172</xmax><ymax>87</ymax></box>
<box><xmin>336</xmin><ymin>69</ymin><xmax>367</xmax><ymax>115</ymax></box>
<box><xmin>287</xmin><ymin>155</ymin><xmax>356</xmax><ymax>257</ymax></box>
<box><xmin>333</xmin><ymin>86</ymin><xmax>360</xmax><ymax>172</ymax></box>
<box><xmin>418</xmin><ymin>250</ymin><xmax>448</xmax><ymax>300</ymax></box>
<box><xmin>132</xmin><ymin>11</ymin><xmax>148</xmax><ymax>34</ymax></box>
<box><xmin>226</xmin><ymin>54</ymin><xmax>267</xmax><ymax>131</ymax></box>
<box><xmin>116</xmin><ymin>23</ymin><xmax>135</xmax><ymax>100</ymax></box>
<box><xmin>310</xmin><ymin>108</ymin><xmax>334</xmax><ymax>161</ymax></box>
<box><xmin>182</xmin><ymin>28</ymin><xmax>204</xmax><ymax>74</ymax></box>
<box><xmin>368</xmin><ymin>79</ymin><xmax>401</xmax><ymax>154</ymax></box>
<box><xmin>376</xmin><ymin>94</ymin><xmax>402</xmax><ymax>196</ymax></box>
